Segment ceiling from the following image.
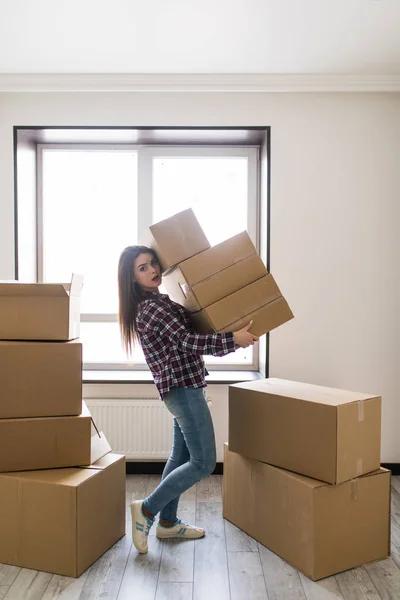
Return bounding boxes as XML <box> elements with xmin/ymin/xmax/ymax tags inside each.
<box><xmin>0</xmin><ymin>0</ymin><xmax>399</xmax><ymax>75</ymax></box>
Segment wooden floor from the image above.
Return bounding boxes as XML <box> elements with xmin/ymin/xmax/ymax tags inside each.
<box><xmin>2</xmin><ymin>474</ymin><xmax>400</xmax><ymax>599</ymax></box>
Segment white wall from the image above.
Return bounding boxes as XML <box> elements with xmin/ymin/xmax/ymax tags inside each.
<box><xmin>0</xmin><ymin>91</ymin><xmax>399</xmax><ymax>461</ymax></box>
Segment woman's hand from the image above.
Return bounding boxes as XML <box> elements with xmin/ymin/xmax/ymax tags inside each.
<box><xmin>233</xmin><ymin>321</ymin><xmax>259</xmax><ymax>348</ymax></box>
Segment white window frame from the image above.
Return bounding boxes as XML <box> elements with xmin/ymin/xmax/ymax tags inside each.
<box><xmin>137</xmin><ymin>146</ymin><xmax>259</xmax><ymax>248</ymax></box>
<box><xmin>37</xmin><ymin>143</ymin><xmax>260</xmax><ymax>371</ymax></box>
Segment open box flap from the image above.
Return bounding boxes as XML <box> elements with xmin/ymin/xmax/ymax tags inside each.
<box><xmin>0</xmin><ymin>281</ymin><xmax>68</xmax><ymax>297</ymax></box>
<box><xmin>65</xmin><ymin>273</ymin><xmax>83</xmax><ymax>297</ymax></box>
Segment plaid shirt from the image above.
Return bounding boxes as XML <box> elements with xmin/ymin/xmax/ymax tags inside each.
<box><xmin>136</xmin><ymin>292</ymin><xmax>236</xmax><ymax>399</ymax></box>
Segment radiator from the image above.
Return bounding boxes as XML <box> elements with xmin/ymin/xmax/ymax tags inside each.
<box><xmin>85</xmin><ymin>398</ymin><xmax>173</xmax><ymax>460</ymax></box>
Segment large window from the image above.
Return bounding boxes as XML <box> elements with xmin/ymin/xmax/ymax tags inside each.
<box><xmin>37</xmin><ymin>144</ymin><xmax>260</xmax><ymax>371</ymax></box>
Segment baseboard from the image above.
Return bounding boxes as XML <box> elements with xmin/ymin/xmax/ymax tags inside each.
<box><xmin>126</xmin><ymin>461</ymin><xmax>223</xmax><ymax>475</ymax></box>
<box><xmin>382</xmin><ymin>463</ymin><xmax>400</xmax><ymax>476</ymax></box>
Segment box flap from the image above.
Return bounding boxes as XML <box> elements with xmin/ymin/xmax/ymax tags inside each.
<box><xmin>0</xmin><ymin>467</ymin><xmax>96</xmax><ymax>486</ymax></box>
<box><xmin>362</xmin><ymin>467</ymin><xmax>389</xmax><ymax>478</ymax></box>
<box><xmin>82</xmin><ymin>400</ymin><xmax>90</xmax><ymax>417</ymax></box>
<box><xmin>0</xmin><ymin>405</ymin><xmax>90</xmax><ymax>425</ymax></box>
<box><xmin>266</xmin><ymin>463</ymin><xmax>328</xmax><ymax>489</ymax></box>
<box><xmin>89</xmin><ymin>431</ymin><xmax>112</xmax><ymax>465</ymax></box>
<box><xmin>0</xmin><ymin>454</ymin><xmax>124</xmax><ymax>485</ymax></box>
<box><xmin>0</xmin><ymin>274</ymin><xmax>82</xmax><ymax>298</ymax></box>
<box><xmin>0</xmin><ymin>281</ymin><xmax>68</xmax><ymax>297</ymax></box>
<box><xmin>0</xmin><ymin>339</ymin><xmax>81</xmax><ymax>347</ymax></box>
<box><xmin>81</xmin><ymin>453</ymin><xmax>125</xmax><ymax>471</ymax></box>
<box><xmin>230</xmin><ymin>378</ymin><xmax>379</xmax><ymax>406</ymax></box>
<box><xmin>68</xmin><ymin>273</ymin><xmax>84</xmax><ymax>297</ymax></box>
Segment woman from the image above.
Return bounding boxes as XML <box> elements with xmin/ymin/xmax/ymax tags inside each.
<box><xmin>118</xmin><ymin>245</ymin><xmax>258</xmax><ymax>553</ymax></box>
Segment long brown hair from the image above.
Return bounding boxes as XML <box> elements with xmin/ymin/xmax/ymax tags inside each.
<box><xmin>118</xmin><ymin>245</ymin><xmax>158</xmax><ymax>356</ymax></box>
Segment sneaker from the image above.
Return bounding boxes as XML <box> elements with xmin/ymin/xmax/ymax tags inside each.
<box><xmin>156</xmin><ymin>519</ymin><xmax>205</xmax><ymax>540</ymax></box>
<box><xmin>131</xmin><ymin>500</ymin><xmax>154</xmax><ymax>553</ymax></box>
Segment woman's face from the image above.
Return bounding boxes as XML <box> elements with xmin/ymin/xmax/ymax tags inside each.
<box><xmin>133</xmin><ymin>253</ymin><xmax>161</xmax><ymax>292</ymax></box>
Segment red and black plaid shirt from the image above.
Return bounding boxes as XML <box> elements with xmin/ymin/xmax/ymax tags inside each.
<box><xmin>136</xmin><ymin>292</ymin><xmax>236</xmax><ymax>399</ymax></box>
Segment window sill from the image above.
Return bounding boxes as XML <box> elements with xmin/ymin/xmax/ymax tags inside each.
<box><xmin>83</xmin><ymin>370</ymin><xmax>263</xmax><ymax>385</ymax></box>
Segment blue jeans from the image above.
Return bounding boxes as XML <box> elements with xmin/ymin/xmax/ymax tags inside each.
<box><xmin>143</xmin><ymin>386</ymin><xmax>216</xmax><ymax>522</ymax></box>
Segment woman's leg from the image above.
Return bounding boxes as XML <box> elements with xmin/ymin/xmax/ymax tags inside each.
<box><xmin>131</xmin><ymin>386</ymin><xmax>215</xmax><ymax>553</ymax></box>
<box><xmin>158</xmin><ymin>416</ymin><xmax>189</xmax><ymax>524</ymax></box>
<box><xmin>143</xmin><ymin>386</ymin><xmax>216</xmax><ymax>518</ymax></box>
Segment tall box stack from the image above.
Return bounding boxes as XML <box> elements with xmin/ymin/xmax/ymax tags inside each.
<box><xmin>223</xmin><ymin>378</ymin><xmax>390</xmax><ymax>580</ymax></box>
<box><xmin>0</xmin><ymin>276</ymin><xmax>126</xmax><ymax>577</ymax></box>
<box><xmin>144</xmin><ymin>209</ymin><xmax>294</xmax><ymax>336</ymax></box>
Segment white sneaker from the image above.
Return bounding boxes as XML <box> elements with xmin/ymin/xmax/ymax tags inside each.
<box><xmin>131</xmin><ymin>500</ymin><xmax>154</xmax><ymax>553</ymax></box>
<box><xmin>156</xmin><ymin>519</ymin><xmax>205</xmax><ymax>540</ymax></box>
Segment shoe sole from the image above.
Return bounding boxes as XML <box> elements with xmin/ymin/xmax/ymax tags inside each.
<box><xmin>131</xmin><ymin>503</ymin><xmax>148</xmax><ymax>554</ymax></box>
<box><xmin>156</xmin><ymin>532</ymin><xmax>205</xmax><ymax>540</ymax></box>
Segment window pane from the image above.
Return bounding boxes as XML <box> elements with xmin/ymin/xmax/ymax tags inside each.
<box><xmin>153</xmin><ymin>157</ymin><xmax>248</xmax><ymax>245</ymax></box>
<box><xmin>42</xmin><ymin>150</ymin><xmax>137</xmax><ymax>313</ymax></box>
<box><xmin>81</xmin><ymin>321</ymin><xmax>251</xmax><ymax>368</ymax></box>
<box><xmin>81</xmin><ymin>322</ymin><xmax>145</xmax><ymax>366</ymax></box>
<box><xmin>206</xmin><ymin>346</ymin><xmax>253</xmax><ymax>366</ymax></box>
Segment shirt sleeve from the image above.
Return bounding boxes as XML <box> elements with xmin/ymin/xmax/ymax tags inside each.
<box><xmin>138</xmin><ymin>301</ymin><xmax>236</xmax><ymax>357</ymax></box>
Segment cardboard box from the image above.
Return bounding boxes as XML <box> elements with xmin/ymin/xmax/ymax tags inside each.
<box><xmin>0</xmin><ymin>402</ymin><xmax>99</xmax><ymax>472</ymax></box>
<box><xmin>192</xmin><ymin>295</ymin><xmax>293</xmax><ymax>336</ymax></box>
<box><xmin>163</xmin><ymin>231</ymin><xmax>267</xmax><ymax>311</ymax></box>
<box><xmin>0</xmin><ymin>274</ymin><xmax>83</xmax><ymax>341</ymax></box>
<box><xmin>229</xmin><ymin>378</ymin><xmax>382</xmax><ymax>484</ymax></box>
<box><xmin>0</xmin><ymin>453</ymin><xmax>126</xmax><ymax>577</ymax></box>
<box><xmin>190</xmin><ymin>275</ymin><xmax>294</xmax><ymax>336</ymax></box>
<box><xmin>195</xmin><ymin>275</ymin><xmax>282</xmax><ymax>329</ymax></box>
<box><xmin>223</xmin><ymin>444</ymin><xmax>390</xmax><ymax>581</ymax></box>
<box><xmin>142</xmin><ymin>208</ymin><xmax>210</xmax><ymax>273</ymax></box>
<box><xmin>0</xmin><ymin>339</ymin><xmax>82</xmax><ymax>419</ymax></box>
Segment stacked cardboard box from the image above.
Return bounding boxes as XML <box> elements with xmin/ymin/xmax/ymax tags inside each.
<box><xmin>144</xmin><ymin>208</ymin><xmax>293</xmax><ymax>336</ymax></box>
<box><xmin>0</xmin><ymin>276</ymin><xmax>126</xmax><ymax>577</ymax></box>
<box><xmin>223</xmin><ymin>378</ymin><xmax>390</xmax><ymax>580</ymax></box>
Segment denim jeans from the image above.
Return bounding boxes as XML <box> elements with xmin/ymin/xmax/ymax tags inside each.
<box><xmin>143</xmin><ymin>386</ymin><xmax>216</xmax><ymax>522</ymax></box>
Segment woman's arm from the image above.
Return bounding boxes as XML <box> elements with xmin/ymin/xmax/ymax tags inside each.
<box><xmin>138</xmin><ymin>301</ymin><xmax>235</xmax><ymax>357</ymax></box>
